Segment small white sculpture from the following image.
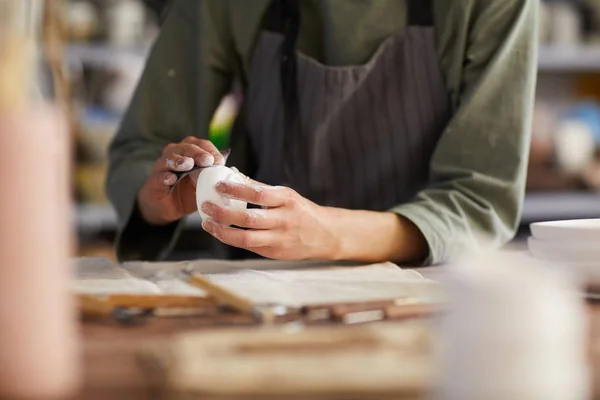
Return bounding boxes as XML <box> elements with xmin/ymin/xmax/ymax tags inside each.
<box><xmin>195</xmin><ymin>166</ymin><xmax>248</xmax><ymax>221</ymax></box>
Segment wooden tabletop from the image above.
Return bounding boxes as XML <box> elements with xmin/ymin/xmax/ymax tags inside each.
<box><xmin>77</xmin><ymin>267</ymin><xmax>600</xmax><ymax>399</ymax></box>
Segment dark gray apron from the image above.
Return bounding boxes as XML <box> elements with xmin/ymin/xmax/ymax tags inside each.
<box><xmin>226</xmin><ymin>0</ymin><xmax>451</xmax><ymax>259</ymax></box>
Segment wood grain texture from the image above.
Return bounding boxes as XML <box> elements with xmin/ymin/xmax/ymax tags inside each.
<box><xmin>76</xmin><ymin>300</ymin><xmax>600</xmax><ymax>399</ymax></box>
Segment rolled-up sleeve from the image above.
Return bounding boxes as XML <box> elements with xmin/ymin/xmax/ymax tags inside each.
<box><xmin>391</xmin><ymin>0</ymin><xmax>538</xmax><ymax>264</ymax></box>
<box><xmin>106</xmin><ymin>0</ymin><xmax>234</xmax><ymax>261</ymax></box>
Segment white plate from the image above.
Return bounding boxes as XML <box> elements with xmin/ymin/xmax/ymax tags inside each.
<box><xmin>530</xmin><ymin>219</ymin><xmax>600</xmax><ymax>242</ymax></box>
<box><xmin>528</xmin><ymin>237</ymin><xmax>600</xmax><ymax>262</ymax></box>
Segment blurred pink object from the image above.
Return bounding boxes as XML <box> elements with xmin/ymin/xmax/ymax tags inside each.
<box><xmin>0</xmin><ymin>107</ymin><xmax>80</xmax><ymax>398</ymax></box>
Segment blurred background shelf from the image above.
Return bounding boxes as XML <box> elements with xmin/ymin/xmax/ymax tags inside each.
<box><xmin>76</xmin><ymin>191</ymin><xmax>600</xmax><ymax>233</ymax></box>
<box><xmin>539</xmin><ymin>45</ymin><xmax>600</xmax><ymax>72</ymax></box>
<box><xmin>522</xmin><ymin>192</ymin><xmax>600</xmax><ymax>223</ymax></box>
<box><xmin>76</xmin><ymin>204</ymin><xmax>202</xmax><ymax>232</ymax></box>
<box><xmin>66</xmin><ymin>43</ymin><xmax>150</xmax><ymax>68</ymax></box>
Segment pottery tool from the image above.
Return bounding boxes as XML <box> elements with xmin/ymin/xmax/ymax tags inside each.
<box><xmin>333</xmin><ymin>302</ymin><xmax>440</xmax><ymax>325</ymax></box>
<box><xmin>302</xmin><ymin>297</ymin><xmax>422</xmax><ymax>321</ymax></box>
<box><xmin>337</xmin><ymin>310</ymin><xmax>386</xmax><ymax>325</ymax></box>
<box><xmin>384</xmin><ymin>303</ymin><xmax>440</xmax><ymax>320</ymax></box>
<box><xmin>181</xmin><ymin>267</ymin><xmax>275</xmax><ymax>324</ymax></box>
<box><xmin>168</xmin><ymin>165</ymin><xmax>211</xmax><ymax>195</ymax></box>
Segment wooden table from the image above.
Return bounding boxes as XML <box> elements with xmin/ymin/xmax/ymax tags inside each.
<box><xmin>78</xmin><ymin>268</ymin><xmax>600</xmax><ymax>399</ymax></box>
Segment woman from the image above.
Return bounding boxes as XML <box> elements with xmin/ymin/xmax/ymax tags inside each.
<box><xmin>107</xmin><ymin>0</ymin><xmax>537</xmax><ymax>264</ymax></box>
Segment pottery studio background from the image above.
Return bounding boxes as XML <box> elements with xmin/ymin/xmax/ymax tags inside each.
<box><xmin>66</xmin><ymin>0</ymin><xmax>600</xmax><ymax>261</ymax></box>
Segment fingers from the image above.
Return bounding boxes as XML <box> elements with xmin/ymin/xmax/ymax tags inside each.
<box><xmin>182</xmin><ymin>136</ymin><xmax>225</xmax><ymax>165</ymax></box>
<box><xmin>215</xmin><ymin>181</ymin><xmax>292</xmax><ymax>207</ymax></box>
<box><xmin>152</xmin><ymin>137</ymin><xmax>226</xmax><ymax>191</ymax></box>
<box><xmin>200</xmin><ymin>202</ymin><xmax>281</xmax><ymax>229</ymax></box>
<box><xmin>149</xmin><ymin>171</ymin><xmax>178</xmax><ymax>194</ymax></box>
<box><xmin>161</xmin><ymin>172</ymin><xmax>177</xmax><ymax>187</ymax></box>
<box><xmin>165</xmin><ymin>153</ymin><xmax>195</xmax><ymax>171</ymax></box>
<box><xmin>163</xmin><ymin>143</ymin><xmax>215</xmax><ymax>169</ymax></box>
<box><xmin>202</xmin><ymin>218</ymin><xmax>274</xmax><ymax>248</ymax></box>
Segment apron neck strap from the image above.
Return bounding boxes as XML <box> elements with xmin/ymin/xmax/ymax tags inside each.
<box><xmin>263</xmin><ymin>0</ymin><xmax>302</xmax><ymax>183</ymax></box>
<box><xmin>264</xmin><ymin>0</ymin><xmax>301</xmax><ymax>35</ymax></box>
<box><xmin>407</xmin><ymin>0</ymin><xmax>433</xmax><ymax>26</ymax></box>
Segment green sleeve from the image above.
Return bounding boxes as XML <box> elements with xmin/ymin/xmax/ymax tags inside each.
<box><xmin>391</xmin><ymin>0</ymin><xmax>538</xmax><ymax>265</ymax></box>
<box><xmin>106</xmin><ymin>0</ymin><xmax>235</xmax><ymax>261</ymax></box>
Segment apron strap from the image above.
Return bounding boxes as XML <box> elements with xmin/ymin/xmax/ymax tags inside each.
<box><xmin>263</xmin><ymin>0</ymin><xmax>300</xmax><ymax>126</ymax></box>
<box><xmin>407</xmin><ymin>0</ymin><xmax>433</xmax><ymax>26</ymax></box>
<box><xmin>263</xmin><ymin>0</ymin><xmax>304</xmax><ymax>186</ymax></box>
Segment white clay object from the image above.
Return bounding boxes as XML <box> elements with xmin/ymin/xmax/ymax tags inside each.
<box><xmin>195</xmin><ymin>166</ymin><xmax>248</xmax><ymax>221</ymax></box>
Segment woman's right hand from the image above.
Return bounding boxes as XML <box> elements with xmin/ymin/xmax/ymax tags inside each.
<box><xmin>137</xmin><ymin>137</ymin><xmax>225</xmax><ymax>225</ymax></box>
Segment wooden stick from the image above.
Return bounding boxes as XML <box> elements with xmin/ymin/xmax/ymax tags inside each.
<box><xmin>77</xmin><ymin>294</ymin><xmax>217</xmax><ymax>310</ymax></box>
<box><xmin>185</xmin><ymin>273</ymin><xmax>254</xmax><ymax>313</ymax></box>
<box><xmin>153</xmin><ymin>308</ymin><xmax>217</xmax><ymax>318</ymax></box>
<box><xmin>185</xmin><ymin>272</ymin><xmax>274</xmax><ymax>323</ymax></box>
<box><xmin>384</xmin><ymin>303</ymin><xmax>441</xmax><ymax>320</ymax></box>
<box><xmin>78</xmin><ymin>295</ymin><xmax>112</xmax><ymax>317</ymax></box>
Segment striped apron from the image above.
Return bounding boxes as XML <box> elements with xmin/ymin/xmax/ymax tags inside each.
<box><xmin>225</xmin><ymin>0</ymin><xmax>451</xmax><ymax>259</ymax></box>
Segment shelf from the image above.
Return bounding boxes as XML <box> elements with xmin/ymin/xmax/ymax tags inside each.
<box><xmin>538</xmin><ymin>45</ymin><xmax>600</xmax><ymax>72</ymax></box>
<box><xmin>76</xmin><ymin>204</ymin><xmax>202</xmax><ymax>232</ymax></box>
<box><xmin>66</xmin><ymin>43</ymin><xmax>151</xmax><ymax>68</ymax></box>
<box><xmin>521</xmin><ymin>192</ymin><xmax>600</xmax><ymax>223</ymax></box>
<box><xmin>66</xmin><ymin>44</ymin><xmax>600</xmax><ymax>72</ymax></box>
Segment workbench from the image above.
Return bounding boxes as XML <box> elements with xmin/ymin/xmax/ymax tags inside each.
<box><xmin>76</xmin><ymin>268</ymin><xmax>600</xmax><ymax>399</ymax></box>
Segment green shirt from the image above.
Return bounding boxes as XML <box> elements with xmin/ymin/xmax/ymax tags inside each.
<box><xmin>107</xmin><ymin>0</ymin><xmax>538</xmax><ymax>264</ymax></box>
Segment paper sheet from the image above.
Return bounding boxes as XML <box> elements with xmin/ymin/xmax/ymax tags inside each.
<box><xmin>74</xmin><ymin>258</ymin><xmax>440</xmax><ymax>306</ymax></box>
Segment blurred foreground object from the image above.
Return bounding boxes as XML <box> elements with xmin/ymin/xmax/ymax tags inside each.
<box><xmin>0</xmin><ymin>0</ymin><xmax>81</xmax><ymax>398</ymax></box>
<box><xmin>141</xmin><ymin>323</ymin><xmax>432</xmax><ymax>397</ymax></box>
<box><xmin>435</xmin><ymin>252</ymin><xmax>590</xmax><ymax>400</ymax></box>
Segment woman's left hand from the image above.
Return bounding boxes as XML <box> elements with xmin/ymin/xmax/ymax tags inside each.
<box><xmin>200</xmin><ymin>181</ymin><xmax>341</xmax><ymax>260</ymax></box>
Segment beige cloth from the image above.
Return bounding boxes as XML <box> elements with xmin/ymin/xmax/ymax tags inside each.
<box><xmin>73</xmin><ymin>258</ymin><xmax>440</xmax><ymax>306</ymax></box>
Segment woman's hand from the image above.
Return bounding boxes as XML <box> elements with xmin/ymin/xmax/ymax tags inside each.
<box><xmin>201</xmin><ymin>180</ymin><xmax>429</xmax><ymax>263</ymax></box>
<box><xmin>137</xmin><ymin>137</ymin><xmax>225</xmax><ymax>225</ymax></box>
<box><xmin>200</xmin><ymin>182</ymin><xmax>342</xmax><ymax>260</ymax></box>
